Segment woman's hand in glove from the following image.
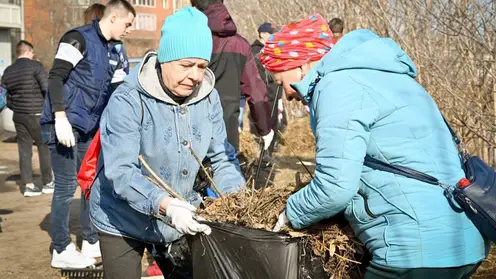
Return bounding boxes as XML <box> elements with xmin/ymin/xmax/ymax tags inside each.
<box><xmin>273</xmin><ymin>210</ymin><xmax>290</xmax><ymax>232</ymax></box>
<box><xmin>161</xmin><ymin>197</ymin><xmax>211</xmax><ymax>235</ymax></box>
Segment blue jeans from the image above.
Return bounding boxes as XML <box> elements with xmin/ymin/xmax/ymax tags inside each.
<box><xmin>41</xmin><ymin>124</ymin><xmax>99</xmax><ymax>253</ymax></box>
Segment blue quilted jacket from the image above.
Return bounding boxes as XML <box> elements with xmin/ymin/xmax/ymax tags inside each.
<box><xmin>286</xmin><ymin>29</ymin><xmax>488</xmax><ymax>268</ymax></box>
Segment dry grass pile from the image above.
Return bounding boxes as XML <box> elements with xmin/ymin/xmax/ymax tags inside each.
<box><xmin>279</xmin><ymin>117</ymin><xmax>315</xmax><ymax>154</ymax></box>
<box><xmin>239</xmin><ymin>131</ymin><xmax>259</xmax><ymax>159</ymax></box>
<box><xmin>199</xmin><ymin>183</ymin><xmax>364</xmax><ymax>279</ymax></box>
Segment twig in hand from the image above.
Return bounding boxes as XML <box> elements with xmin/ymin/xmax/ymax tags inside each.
<box><xmin>139</xmin><ymin>155</ymin><xmax>184</xmax><ymax>200</ymax></box>
<box><xmin>188</xmin><ymin>146</ymin><xmax>224</xmax><ymax>198</ymax></box>
<box><xmin>145</xmin><ymin>176</ymin><xmax>167</xmax><ymax>191</ymax></box>
<box><xmin>277</xmin><ymin>130</ymin><xmax>314</xmax><ymax>179</ymax></box>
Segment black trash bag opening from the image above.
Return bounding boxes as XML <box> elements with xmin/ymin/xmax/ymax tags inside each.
<box><xmin>188</xmin><ymin>221</ymin><xmax>328</xmax><ymax>279</ymax></box>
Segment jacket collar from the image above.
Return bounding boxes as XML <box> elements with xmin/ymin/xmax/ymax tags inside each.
<box><xmin>92</xmin><ymin>19</ymin><xmax>121</xmax><ymax>45</ymax></box>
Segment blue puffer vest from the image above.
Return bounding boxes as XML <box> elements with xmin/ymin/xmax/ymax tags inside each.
<box><xmin>40</xmin><ymin>19</ymin><xmax>115</xmax><ymax>134</ymax></box>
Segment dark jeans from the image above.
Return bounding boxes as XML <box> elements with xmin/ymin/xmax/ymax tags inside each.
<box><xmin>41</xmin><ymin>124</ymin><xmax>98</xmax><ymax>253</ymax></box>
<box><xmin>13</xmin><ymin>112</ymin><xmax>52</xmax><ymax>185</ymax></box>
<box><xmin>364</xmin><ymin>262</ymin><xmax>481</xmax><ymax>279</ymax></box>
<box><xmin>99</xmin><ymin>233</ymin><xmax>192</xmax><ymax>279</ymax></box>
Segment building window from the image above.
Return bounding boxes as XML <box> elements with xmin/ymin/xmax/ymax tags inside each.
<box><xmin>49</xmin><ymin>10</ymin><xmax>55</xmax><ymax>22</ymax></box>
<box><xmin>69</xmin><ymin>0</ymin><xmax>90</xmax><ymax>5</ymax></box>
<box><xmin>162</xmin><ymin>0</ymin><xmax>168</xmax><ymax>8</ymax></box>
<box><xmin>132</xmin><ymin>0</ymin><xmax>155</xmax><ymax>7</ymax></box>
<box><xmin>134</xmin><ymin>13</ymin><xmax>156</xmax><ymax>31</ymax></box>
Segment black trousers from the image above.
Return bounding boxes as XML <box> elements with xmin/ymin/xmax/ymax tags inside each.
<box><xmin>364</xmin><ymin>262</ymin><xmax>481</xmax><ymax>279</ymax></box>
<box><xmin>99</xmin><ymin>233</ymin><xmax>192</xmax><ymax>279</ymax></box>
<box><xmin>12</xmin><ymin>112</ymin><xmax>52</xmax><ymax>185</ymax></box>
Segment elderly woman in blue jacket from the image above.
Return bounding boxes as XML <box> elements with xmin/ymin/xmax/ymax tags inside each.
<box><xmin>89</xmin><ymin>8</ymin><xmax>244</xmax><ymax>279</ymax></box>
<box><xmin>262</xmin><ymin>14</ymin><xmax>487</xmax><ymax>278</ymax></box>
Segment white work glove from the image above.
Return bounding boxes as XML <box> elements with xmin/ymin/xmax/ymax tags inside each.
<box><xmin>166</xmin><ymin>198</ymin><xmax>212</xmax><ymax>236</ymax></box>
<box><xmin>272</xmin><ymin>210</ymin><xmax>290</xmax><ymax>232</ymax></box>
<box><xmin>55</xmin><ymin>117</ymin><xmax>76</xmax><ymax>147</ymax></box>
<box><xmin>277</xmin><ymin>99</ymin><xmax>284</xmax><ymax>122</ymax></box>
<box><xmin>262</xmin><ymin>129</ymin><xmax>274</xmax><ymax>150</ymax></box>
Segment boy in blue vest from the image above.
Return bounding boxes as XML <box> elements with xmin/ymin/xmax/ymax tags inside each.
<box><xmin>40</xmin><ymin>0</ymin><xmax>135</xmax><ymax>269</ymax></box>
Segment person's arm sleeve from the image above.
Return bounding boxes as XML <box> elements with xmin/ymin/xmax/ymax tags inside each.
<box><xmin>34</xmin><ymin>63</ymin><xmax>48</xmax><ymax>97</ymax></box>
<box><xmin>100</xmin><ymin>89</ymin><xmax>167</xmax><ymax>217</ymax></box>
<box><xmin>286</xmin><ymin>85</ymin><xmax>379</xmax><ymax>229</ymax></box>
<box><xmin>48</xmin><ymin>31</ymin><xmax>85</xmax><ymax>112</ymax></box>
<box><xmin>110</xmin><ymin>45</ymin><xmax>129</xmax><ymax>89</ymax></box>
<box><xmin>207</xmin><ymin>89</ymin><xmax>245</xmax><ymax>194</ymax></box>
<box><xmin>240</xmin><ymin>51</ymin><xmax>271</xmax><ymax>136</ymax></box>
<box><xmin>122</xmin><ymin>46</ymin><xmax>130</xmax><ymax>74</ymax></box>
<box><xmin>253</xmin><ymin>52</ymin><xmax>268</xmax><ymax>84</ymax></box>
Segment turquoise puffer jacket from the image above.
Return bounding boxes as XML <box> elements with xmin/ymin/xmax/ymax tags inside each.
<box><xmin>286</xmin><ymin>29</ymin><xmax>488</xmax><ymax>268</ymax></box>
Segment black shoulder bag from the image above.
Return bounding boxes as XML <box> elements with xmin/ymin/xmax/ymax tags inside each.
<box><xmin>363</xmin><ymin>117</ymin><xmax>496</xmax><ymax>243</ymax></box>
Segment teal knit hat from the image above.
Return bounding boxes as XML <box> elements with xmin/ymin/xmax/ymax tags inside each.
<box><xmin>158</xmin><ymin>7</ymin><xmax>213</xmax><ymax>63</ymax></box>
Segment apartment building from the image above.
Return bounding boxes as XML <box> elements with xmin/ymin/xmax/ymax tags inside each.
<box><xmin>125</xmin><ymin>0</ymin><xmax>174</xmax><ymax>58</ymax></box>
<box><xmin>0</xmin><ymin>0</ymin><xmax>22</xmax><ymax>75</ymax></box>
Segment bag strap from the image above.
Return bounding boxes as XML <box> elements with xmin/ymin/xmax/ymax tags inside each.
<box><xmin>363</xmin><ymin>155</ymin><xmax>440</xmax><ymax>185</ymax></box>
<box><xmin>442</xmin><ymin>116</ymin><xmax>462</xmax><ymax>147</ymax></box>
<box><xmin>363</xmin><ymin>114</ymin><xmax>463</xmax><ymax>185</ymax></box>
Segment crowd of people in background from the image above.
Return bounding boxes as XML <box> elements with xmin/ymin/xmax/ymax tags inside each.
<box><xmin>0</xmin><ymin>0</ymin><xmax>488</xmax><ymax>278</ymax></box>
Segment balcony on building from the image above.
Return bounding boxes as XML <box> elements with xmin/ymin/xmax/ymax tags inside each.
<box><xmin>0</xmin><ymin>0</ymin><xmax>22</xmax><ymax>29</ymax></box>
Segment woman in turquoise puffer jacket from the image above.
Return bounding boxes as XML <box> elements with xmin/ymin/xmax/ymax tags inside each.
<box><xmin>261</xmin><ymin>14</ymin><xmax>488</xmax><ymax>279</ymax></box>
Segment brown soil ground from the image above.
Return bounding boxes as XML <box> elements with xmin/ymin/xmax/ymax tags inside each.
<box><xmin>0</xmin><ymin>132</ymin><xmax>153</xmax><ymax>279</ymax></box>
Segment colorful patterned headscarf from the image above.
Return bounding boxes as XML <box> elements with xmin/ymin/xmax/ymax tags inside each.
<box><xmin>260</xmin><ymin>14</ymin><xmax>334</xmax><ymax>73</ymax></box>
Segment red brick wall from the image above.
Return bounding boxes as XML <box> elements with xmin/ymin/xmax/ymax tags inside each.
<box><xmin>24</xmin><ymin>0</ymin><xmax>73</xmax><ymax>68</ymax></box>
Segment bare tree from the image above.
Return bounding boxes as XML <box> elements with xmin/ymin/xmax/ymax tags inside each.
<box><xmin>219</xmin><ymin>0</ymin><xmax>496</xmax><ymax>166</ymax></box>
<box><xmin>25</xmin><ymin>0</ymin><xmax>95</xmax><ymax>68</ymax></box>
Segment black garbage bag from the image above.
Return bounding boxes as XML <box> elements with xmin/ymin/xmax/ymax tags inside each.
<box><xmin>188</xmin><ymin>222</ymin><xmax>328</xmax><ymax>279</ymax></box>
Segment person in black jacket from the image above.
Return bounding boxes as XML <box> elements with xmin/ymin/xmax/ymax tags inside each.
<box><xmin>251</xmin><ymin>23</ymin><xmax>286</xmax><ymax>154</ymax></box>
<box><xmin>1</xmin><ymin>40</ymin><xmax>53</xmax><ymax>198</ymax></box>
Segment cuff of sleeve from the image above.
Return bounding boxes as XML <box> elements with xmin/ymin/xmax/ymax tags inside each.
<box><xmin>151</xmin><ymin>191</ymin><xmax>168</xmax><ymax>217</ymax></box>
<box><xmin>286</xmin><ymin>194</ymin><xmax>307</xmax><ymax>230</ymax></box>
<box><xmin>261</xmin><ymin>130</ymin><xmax>272</xmax><ymax>137</ymax></box>
<box><xmin>52</xmin><ymin>103</ymin><xmax>65</xmax><ymax>112</ymax></box>
<box><xmin>250</xmin><ymin>101</ymin><xmax>271</xmax><ymax>135</ymax></box>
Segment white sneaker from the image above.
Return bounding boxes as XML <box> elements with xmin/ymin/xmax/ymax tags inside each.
<box><xmin>81</xmin><ymin>240</ymin><xmax>101</xmax><ymax>259</ymax></box>
<box><xmin>51</xmin><ymin>243</ymin><xmax>96</xmax><ymax>269</ymax></box>
<box><xmin>42</xmin><ymin>181</ymin><xmax>55</xmax><ymax>194</ymax></box>
<box><xmin>24</xmin><ymin>183</ymin><xmax>42</xmax><ymax>197</ymax></box>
